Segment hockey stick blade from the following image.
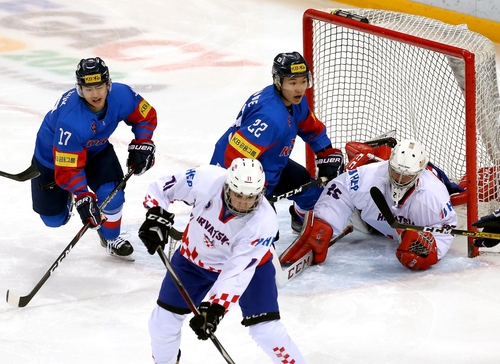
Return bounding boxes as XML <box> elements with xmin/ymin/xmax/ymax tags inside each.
<box><xmin>369</xmin><ymin>186</ymin><xmax>500</xmax><ymax>240</ymax></box>
<box><xmin>269</xmin><ymin>177</ymin><xmax>327</xmax><ymax>203</ymax></box>
<box><xmin>0</xmin><ymin>165</ymin><xmax>40</xmax><ymax>182</ymax></box>
<box><xmin>274</xmin><ymin>225</ymin><xmax>354</xmax><ymax>286</ymax></box>
<box><xmin>6</xmin><ymin>169</ymin><xmax>135</xmax><ymax>308</ymax></box>
<box><xmin>6</xmin><ymin>223</ymin><xmax>90</xmax><ymax>307</ymax></box>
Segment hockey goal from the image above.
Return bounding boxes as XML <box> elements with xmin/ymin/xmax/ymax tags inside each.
<box><xmin>303</xmin><ymin>8</ymin><xmax>500</xmax><ymax>257</ymax></box>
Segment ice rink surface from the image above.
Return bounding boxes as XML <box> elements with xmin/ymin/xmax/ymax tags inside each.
<box><xmin>1</xmin><ymin>0</ymin><xmax>500</xmax><ymax>363</ymax></box>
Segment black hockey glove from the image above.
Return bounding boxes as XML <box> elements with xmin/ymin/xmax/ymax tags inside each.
<box><xmin>472</xmin><ymin>209</ymin><xmax>500</xmax><ymax>248</ymax></box>
<box><xmin>75</xmin><ymin>192</ymin><xmax>102</xmax><ymax>228</ymax></box>
<box><xmin>127</xmin><ymin>139</ymin><xmax>155</xmax><ymax>176</ymax></box>
<box><xmin>316</xmin><ymin>147</ymin><xmax>344</xmax><ymax>181</ymax></box>
<box><xmin>138</xmin><ymin>206</ymin><xmax>174</xmax><ymax>254</ymax></box>
<box><xmin>189</xmin><ymin>302</ymin><xmax>225</xmax><ymax>340</ymax></box>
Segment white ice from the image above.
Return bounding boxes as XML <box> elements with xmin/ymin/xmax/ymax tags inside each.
<box><xmin>1</xmin><ymin>0</ymin><xmax>500</xmax><ymax>363</ymax></box>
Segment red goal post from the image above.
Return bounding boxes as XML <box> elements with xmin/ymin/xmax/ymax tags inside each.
<box><xmin>302</xmin><ymin>8</ymin><xmax>500</xmax><ymax>257</ymax></box>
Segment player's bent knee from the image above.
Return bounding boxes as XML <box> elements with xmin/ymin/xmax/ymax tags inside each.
<box><xmin>40</xmin><ymin>211</ymin><xmax>69</xmax><ymax>227</ymax></box>
<box><xmin>148</xmin><ymin>305</ymin><xmax>185</xmax><ymax>364</ymax></box>
<box><xmin>248</xmin><ymin>320</ymin><xmax>286</xmax><ymax>344</ymax></box>
<box><xmin>396</xmin><ymin>230</ymin><xmax>438</xmax><ymax>270</ymax></box>
<box><xmin>96</xmin><ymin>182</ymin><xmax>125</xmax><ymax>212</ymax></box>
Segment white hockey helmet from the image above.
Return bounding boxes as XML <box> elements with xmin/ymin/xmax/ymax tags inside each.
<box><xmin>388</xmin><ymin>139</ymin><xmax>429</xmax><ymax>202</ymax></box>
<box><xmin>224</xmin><ymin>158</ymin><xmax>266</xmax><ymax>216</ymax></box>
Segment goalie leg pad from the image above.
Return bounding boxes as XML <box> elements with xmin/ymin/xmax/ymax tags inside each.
<box><xmin>396</xmin><ymin>230</ymin><xmax>438</xmax><ymax>270</ymax></box>
<box><xmin>279</xmin><ymin>212</ymin><xmax>333</xmax><ymax>264</ymax></box>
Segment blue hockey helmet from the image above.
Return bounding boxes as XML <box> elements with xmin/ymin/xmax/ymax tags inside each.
<box><xmin>272</xmin><ymin>52</ymin><xmax>312</xmax><ymax>88</ymax></box>
<box><xmin>75</xmin><ymin>57</ymin><xmax>112</xmax><ymax>96</ymax></box>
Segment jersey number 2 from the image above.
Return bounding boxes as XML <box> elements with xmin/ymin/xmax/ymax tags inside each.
<box><xmin>247</xmin><ymin>119</ymin><xmax>268</xmax><ymax>138</ymax></box>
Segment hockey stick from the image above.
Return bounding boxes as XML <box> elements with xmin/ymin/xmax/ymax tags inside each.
<box><xmin>364</xmin><ymin>136</ymin><xmax>397</xmax><ymax>148</ymax></box>
<box><xmin>157</xmin><ymin>241</ymin><xmax>236</xmax><ymax>364</ymax></box>
<box><xmin>268</xmin><ymin>177</ymin><xmax>328</xmax><ymax>203</ymax></box>
<box><xmin>268</xmin><ymin>135</ymin><xmax>394</xmax><ymax>203</ymax></box>
<box><xmin>6</xmin><ymin>168</ymin><xmax>135</xmax><ymax>308</ymax></box>
<box><xmin>369</xmin><ymin>186</ymin><xmax>500</xmax><ymax>239</ymax></box>
<box><xmin>273</xmin><ymin>225</ymin><xmax>354</xmax><ymax>286</ymax></box>
<box><xmin>166</xmin><ymin>227</ymin><xmax>183</xmax><ymax>260</ymax></box>
<box><xmin>0</xmin><ymin>164</ymin><xmax>40</xmax><ymax>181</ymax></box>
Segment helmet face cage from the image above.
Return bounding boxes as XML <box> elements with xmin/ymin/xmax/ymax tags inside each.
<box><xmin>75</xmin><ymin>57</ymin><xmax>112</xmax><ymax>97</ymax></box>
<box><xmin>223</xmin><ymin>158</ymin><xmax>266</xmax><ymax>217</ymax></box>
<box><xmin>272</xmin><ymin>52</ymin><xmax>312</xmax><ymax>89</ymax></box>
<box><xmin>388</xmin><ymin>140</ymin><xmax>429</xmax><ymax>202</ymax></box>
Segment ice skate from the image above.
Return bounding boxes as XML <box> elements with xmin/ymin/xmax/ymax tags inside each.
<box><xmin>99</xmin><ymin>233</ymin><xmax>135</xmax><ymax>261</ymax></box>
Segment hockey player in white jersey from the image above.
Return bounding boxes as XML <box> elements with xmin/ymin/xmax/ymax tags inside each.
<box><xmin>139</xmin><ymin>158</ymin><xmax>305</xmax><ymax>364</ymax></box>
<box><xmin>280</xmin><ymin>139</ymin><xmax>458</xmax><ymax>271</ymax></box>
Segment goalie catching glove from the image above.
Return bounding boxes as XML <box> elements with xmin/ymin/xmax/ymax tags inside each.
<box><xmin>316</xmin><ymin>146</ymin><xmax>344</xmax><ymax>181</ymax></box>
<box><xmin>75</xmin><ymin>192</ymin><xmax>102</xmax><ymax>228</ymax></box>
<box><xmin>138</xmin><ymin>206</ymin><xmax>175</xmax><ymax>254</ymax></box>
<box><xmin>127</xmin><ymin>139</ymin><xmax>155</xmax><ymax>175</ymax></box>
<box><xmin>472</xmin><ymin>209</ymin><xmax>500</xmax><ymax>248</ymax></box>
<box><xmin>189</xmin><ymin>302</ymin><xmax>225</xmax><ymax>340</ymax></box>
<box><xmin>396</xmin><ymin>230</ymin><xmax>438</xmax><ymax>270</ymax></box>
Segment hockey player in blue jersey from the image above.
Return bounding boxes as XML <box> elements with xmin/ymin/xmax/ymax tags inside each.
<box><xmin>31</xmin><ymin>57</ymin><xmax>157</xmax><ymax>260</ymax></box>
<box><xmin>210</xmin><ymin>52</ymin><xmax>344</xmax><ymax>232</ymax></box>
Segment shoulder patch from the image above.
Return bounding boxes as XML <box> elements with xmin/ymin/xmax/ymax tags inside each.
<box><xmin>229</xmin><ymin>133</ymin><xmax>261</xmax><ymax>159</ymax></box>
<box><xmin>139</xmin><ymin>99</ymin><xmax>152</xmax><ymax>118</ymax></box>
<box><xmin>55</xmin><ymin>152</ymin><xmax>78</xmax><ymax>167</ymax></box>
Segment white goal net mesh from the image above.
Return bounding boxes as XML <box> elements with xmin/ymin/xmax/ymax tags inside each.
<box><xmin>306</xmin><ymin>9</ymin><xmax>500</xmax><ymax>227</ymax></box>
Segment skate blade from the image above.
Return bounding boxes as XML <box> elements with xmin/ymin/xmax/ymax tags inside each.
<box><xmin>108</xmin><ymin>252</ymin><xmax>135</xmax><ymax>262</ymax></box>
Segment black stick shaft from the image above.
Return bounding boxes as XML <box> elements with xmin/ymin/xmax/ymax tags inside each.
<box><xmin>157</xmin><ymin>245</ymin><xmax>236</xmax><ymax>364</ymax></box>
<box><xmin>6</xmin><ymin>169</ymin><xmax>135</xmax><ymax>307</ymax></box>
<box><xmin>370</xmin><ymin>186</ymin><xmax>500</xmax><ymax>239</ymax></box>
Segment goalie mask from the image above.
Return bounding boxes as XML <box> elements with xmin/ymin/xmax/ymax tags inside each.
<box><xmin>272</xmin><ymin>52</ymin><xmax>312</xmax><ymax>88</ymax></box>
<box><xmin>224</xmin><ymin>158</ymin><xmax>266</xmax><ymax>217</ymax></box>
<box><xmin>75</xmin><ymin>57</ymin><xmax>112</xmax><ymax>97</ymax></box>
<box><xmin>388</xmin><ymin>139</ymin><xmax>429</xmax><ymax>202</ymax></box>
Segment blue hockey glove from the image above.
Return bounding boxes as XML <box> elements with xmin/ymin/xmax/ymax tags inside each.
<box><xmin>75</xmin><ymin>192</ymin><xmax>102</xmax><ymax>228</ymax></box>
<box><xmin>316</xmin><ymin>147</ymin><xmax>344</xmax><ymax>181</ymax></box>
<box><xmin>127</xmin><ymin>139</ymin><xmax>155</xmax><ymax>175</ymax></box>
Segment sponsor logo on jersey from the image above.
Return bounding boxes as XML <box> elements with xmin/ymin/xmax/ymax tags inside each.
<box><xmin>229</xmin><ymin>134</ymin><xmax>261</xmax><ymax>159</ymax></box>
<box><xmin>83</xmin><ymin>74</ymin><xmax>102</xmax><ymax>84</ymax></box>
<box><xmin>55</xmin><ymin>152</ymin><xmax>78</xmax><ymax>167</ymax></box>
<box><xmin>139</xmin><ymin>99</ymin><xmax>152</xmax><ymax>118</ymax></box>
